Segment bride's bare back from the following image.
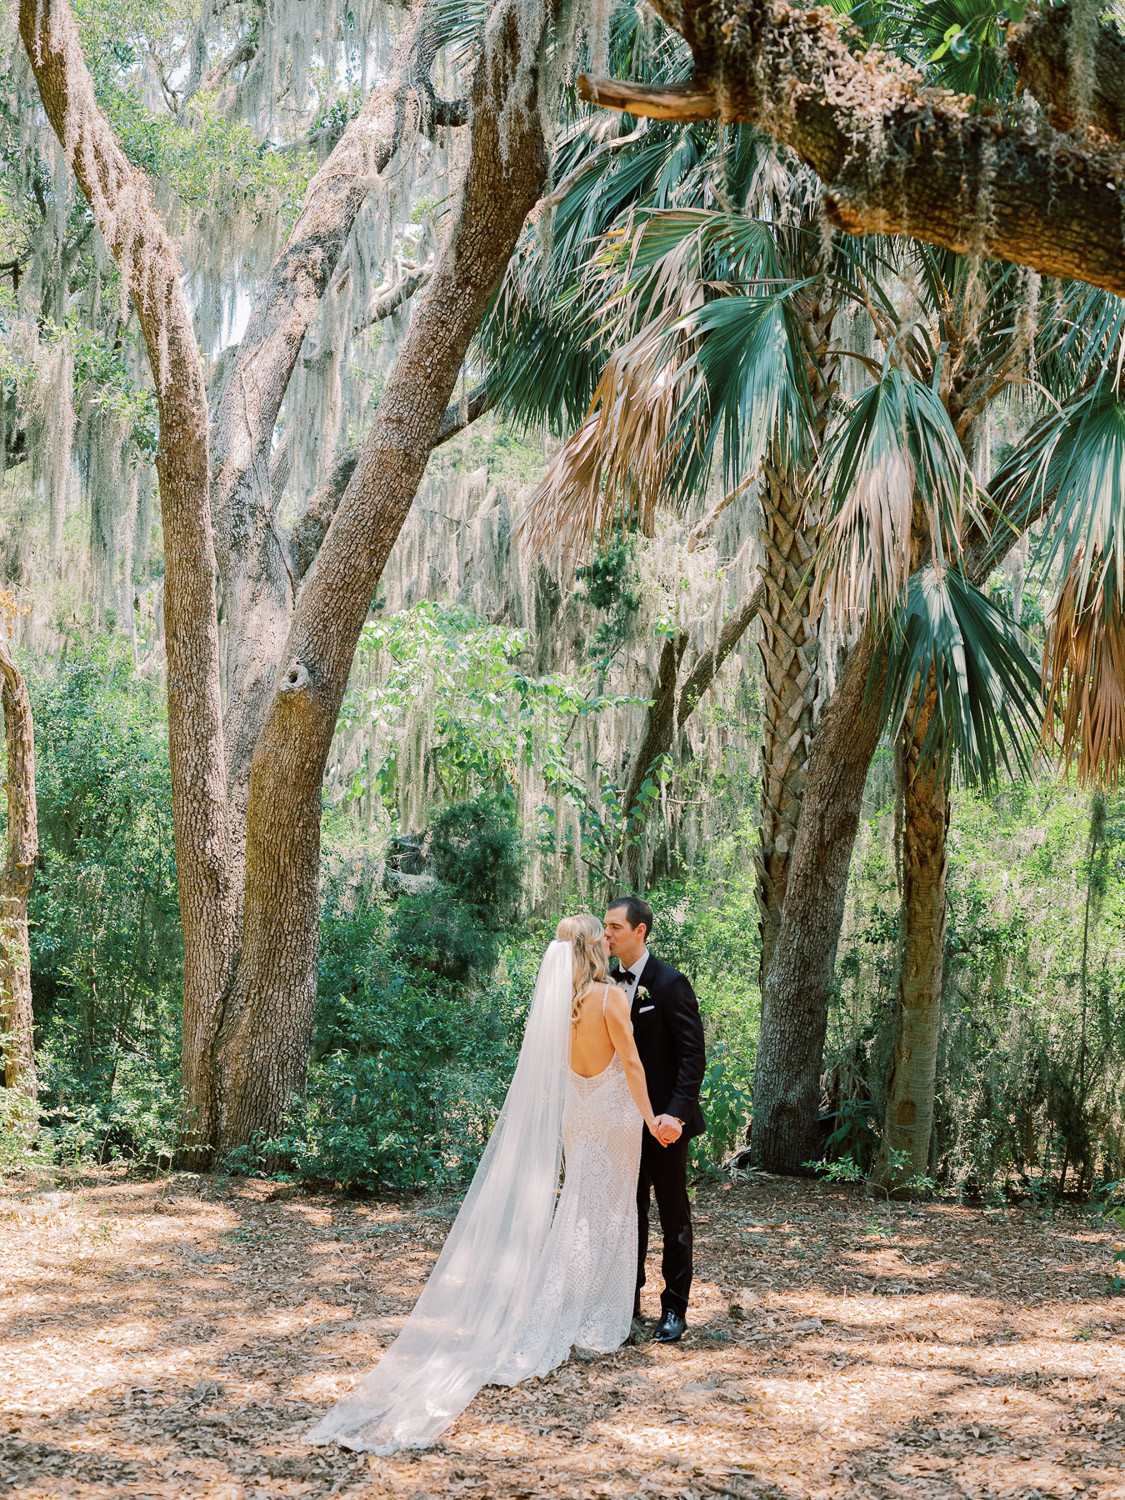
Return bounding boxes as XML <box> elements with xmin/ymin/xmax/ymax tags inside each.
<box><xmin>570</xmin><ymin>981</ymin><xmax>622</xmax><ymax>1077</ymax></box>
<box><xmin>570</xmin><ymin>983</ymin><xmax>656</xmax><ymax>1132</ymax></box>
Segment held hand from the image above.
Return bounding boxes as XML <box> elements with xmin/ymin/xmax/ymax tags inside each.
<box><xmin>652</xmin><ymin>1114</ymin><xmax>684</xmax><ymax>1147</ymax></box>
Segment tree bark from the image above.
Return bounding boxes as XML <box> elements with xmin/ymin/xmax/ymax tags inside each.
<box><xmin>578</xmin><ymin>1</ymin><xmax>1125</xmax><ymax>299</ymax></box>
<box><xmin>755</xmin><ymin>457</ymin><xmax>822</xmax><ymax>989</ymax></box>
<box><xmin>620</xmin><ymin>580</ymin><xmax>765</xmax><ymax>887</ymax></box>
<box><xmin>0</xmin><ymin>633</ymin><xmax>38</xmax><ymax>1100</ymax></box>
<box><xmin>1007</xmin><ymin>2</ymin><xmax>1125</xmax><ymax>142</ymax></box>
<box><xmin>755</xmin><ymin>295</ymin><xmax>837</xmax><ymax>987</ymax></box>
<box><xmin>19</xmin><ymin>0</ymin><xmax>235</xmax><ymax>1156</ymax></box>
<box><xmin>211</xmin><ymin>1</ymin><xmax>435</xmax><ymax>901</ymax></box>
<box><xmin>211</xmin><ymin>3</ymin><xmax>551</xmax><ymax>1150</ymax></box>
<box><xmin>22</xmin><ymin>0</ymin><xmax>552</xmax><ymax>1159</ymax></box>
<box><xmin>751</xmin><ymin>629</ymin><xmax>884</xmax><ymax>1173</ymax></box>
<box><xmin>868</xmin><ymin>679</ymin><xmax>949</xmax><ymax>1195</ymax></box>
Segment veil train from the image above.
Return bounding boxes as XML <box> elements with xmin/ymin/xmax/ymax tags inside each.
<box><xmin>304</xmin><ymin>939</ymin><xmax>573</xmax><ymax>1453</ymax></box>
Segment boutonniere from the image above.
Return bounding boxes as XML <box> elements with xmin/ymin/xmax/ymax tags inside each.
<box><xmin>636</xmin><ymin>986</ymin><xmax>651</xmax><ymax>1001</ymax></box>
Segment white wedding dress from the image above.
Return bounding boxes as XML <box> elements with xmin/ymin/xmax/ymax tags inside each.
<box><xmin>495</xmin><ymin>1049</ymin><xmax>642</xmax><ymax>1382</ymax></box>
<box><xmin>305</xmin><ymin>944</ymin><xmax>642</xmax><ymax>1454</ymax></box>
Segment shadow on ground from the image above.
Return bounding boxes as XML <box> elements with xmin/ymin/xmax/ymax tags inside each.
<box><xmin>1</xmin><ymin>1172</ymin><xmax>1123</xmax><ymax>1498</ymax></box>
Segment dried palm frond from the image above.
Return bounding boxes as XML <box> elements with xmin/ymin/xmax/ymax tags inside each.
<box><xmin>517</xmin><ymin>312</ymin><xmax>693</xmax><ymax>559</ymax></box>
<box><xmin>1043</xmin><ymin>561</ymin><xmax>1125</xmax><ymax>788</ymax></box>
<box><xmin>518</xmin><ymin>218</ymin><xmax>809</xmax><ymax>558</ymax></box>
<box><xmin>813</xmin><ymin>364</ymin><xmax>984</xmax><ymax>628</ymax></box>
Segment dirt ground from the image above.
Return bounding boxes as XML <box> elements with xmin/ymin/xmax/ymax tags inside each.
<box><xmin>1</xmin><ymin>1170</ymin><xmax>1123</xmax><ymax>1500</ymax></box>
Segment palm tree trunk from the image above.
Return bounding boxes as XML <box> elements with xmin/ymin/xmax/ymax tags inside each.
<box><xmin>0</xmin><ymin>632</ymin><xmax>37</xmax><ymax>1100</ymax></box>
<box><xmin>755</xmin><ymin>297</ymin><xmax>837</xmax><ymax>986</ymax></box>
<box><xmin>755</xmin><ymin>456</ymin><xmax>821</xmax><ymax>986</ymax></box>
<box><xmin>869</xmin><ymin>677</ymin><xmax>949</xmax><ymax>1194</ymax></box>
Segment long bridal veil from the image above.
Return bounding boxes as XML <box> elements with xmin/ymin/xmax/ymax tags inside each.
<box><xmin>304</xmin><ymin>939</ymin><xmax>573</xmax><ymax>1454</ymax></box>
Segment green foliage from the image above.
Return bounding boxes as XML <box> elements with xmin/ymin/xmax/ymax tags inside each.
<box><xmin>575</xmin><ymin>540</ymin><xmax>642</xmax><ymax>665</ymax></box>
<box><xmin>258</xmin><ymin>889</ymin><xmax>545</xmax><ymax>1192</ymax></box>
<box><xmin>429</xmin><ymin>796</ymin><xmax>525</xmax><ymax>921</ymax></box>
<box><xmin>689</xmin><ymin>1043</ymin><xmax>752</xmax><ymax>1176</ymax></box>
<box><xmin>26</xmin><ymin>640</ymin><xmax>183</xmax><ymax>1166</ymax></box>
<box><xmin>832</xmin><ymin>776</ymin><xmax>1125</xmax><ymax>1200</ymax></box>
<box><xmin>0</xmin><ymin>1087</ymin><xmax>51</xmax><ymax>1179</ymax></box>
<box><xmin>392</xmin><ymin>794</ymin><xmax>525</xmax><ymax>980</ymax></box>
<box><xmin>73</xmin><ymin>0</ymin><xmax>314</xmax><ymax>226</ymax></box>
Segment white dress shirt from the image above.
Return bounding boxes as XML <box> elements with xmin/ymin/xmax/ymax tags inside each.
<box><xmin>617</xmin><ymin>948</ymin><xmax>650</xmax><ymax>1008</ymax></box>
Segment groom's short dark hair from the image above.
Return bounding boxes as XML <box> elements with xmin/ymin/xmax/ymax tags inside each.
<box><xmin>608</xmin><ymin>895</ymin><xmax>654</xmax><ymax>939</ymax></box>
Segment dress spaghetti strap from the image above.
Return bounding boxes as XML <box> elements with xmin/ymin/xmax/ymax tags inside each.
<box><xmin>602</xmin><ymin>982</ymin><xmax>609</xmax><ymax>1016</ymax></box>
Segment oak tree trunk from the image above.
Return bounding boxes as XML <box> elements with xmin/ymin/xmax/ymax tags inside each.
<box><xmin>23</xmin><ymin>0</ymin><xmax>553</xmax><ymax>1159</ymax></box>
<box><xmin>751</xmin><ymin>630</ymin><xmax>884</xmax><ymax>1172</ymax></box>
<box><xmin>869</xmin><ymin>679</ymin><xmax>950</xmax><ymax>1195</ymax></box>
<box><xmin>0</xmin><ymin>633</ymin><xmax>38</xmax><ymax>1100</ymax></box>
<box><xmin>19</xmin><ymin>0</ymin><xmax>236</xmax><ymax>1157</ymax></box>
<box><xmin>211</xmin><ymin>9</ymin><xmax>550</xmax><ymax>1150</ymax></box>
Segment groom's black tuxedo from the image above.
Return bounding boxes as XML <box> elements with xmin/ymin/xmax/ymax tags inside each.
<box><xmin>620</xmin><ymin>954</ymin><xmax>706</xmax><ymax>1139</ymax></box>
<box><xmin>613</xmin><ymin>953</ymin><xmax>705</xmax><ymax>1318</ymax></box>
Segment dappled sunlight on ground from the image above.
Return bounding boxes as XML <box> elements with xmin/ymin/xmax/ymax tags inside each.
<box><xmin>1</xmin><ymin>1174</ymin><xmax>1123</xmax><ymax>1497</ymax></box>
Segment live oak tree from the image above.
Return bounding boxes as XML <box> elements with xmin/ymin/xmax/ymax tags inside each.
<box><xmin>578</xmin><ymin>0</ymin><xmax>1125</xmax><ymax>296</ymax></box>
<box><xmin>18</xmin><ymin>0</ymin><xmax>560</xmax><ymax>1158</ymax></box>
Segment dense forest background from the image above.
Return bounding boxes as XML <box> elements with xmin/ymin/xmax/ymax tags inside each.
<box><xmin>3</xmin><ymin>0</ymin><xmax>1125</xmax><ymax>1206</ymax></box>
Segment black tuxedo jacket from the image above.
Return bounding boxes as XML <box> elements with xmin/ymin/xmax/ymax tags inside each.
<box><xmin>615</xmin><ymin>954</ymin><xmax>706</xmax><ymax>1140</ymax></box>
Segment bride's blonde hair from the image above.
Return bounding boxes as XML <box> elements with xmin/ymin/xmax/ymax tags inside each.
<box><xmin>556</xmin><ymin>913</ymin><xmax>610</xmax><ymax>1023</ymax></box>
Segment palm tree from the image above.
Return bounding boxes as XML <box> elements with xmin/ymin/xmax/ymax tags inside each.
<box><xmin>480</xmin><ymin>2</ymin><xmax>1125</xmax><ymax>1175</ymax></box>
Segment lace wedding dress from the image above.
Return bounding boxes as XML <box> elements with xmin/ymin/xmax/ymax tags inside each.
<box><xmin>494</xmin><ymin>1050</ymin><xmax>642</xmax><ymax>1382</ymax></box>
<box><xmin>304</xmin><ymin>944</ymin><xmax>642</xmax><ymax>1455</ymax></box>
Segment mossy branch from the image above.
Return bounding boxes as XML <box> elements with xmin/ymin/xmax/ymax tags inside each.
<box><xmin>580</xmin><ymin>0</ymin><xmax>1125</xmax><ymax>297</ymax></box>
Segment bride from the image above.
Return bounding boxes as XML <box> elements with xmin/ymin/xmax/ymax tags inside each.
<box><xmin>305</xmin><ymin>914</ymin><xmax>659</xmax><ymax>1454</ymax></box>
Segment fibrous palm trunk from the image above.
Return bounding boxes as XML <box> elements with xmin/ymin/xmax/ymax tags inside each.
<box><xmin>869</xmin><ymin>678</ymin><xmax>949</xmax><ymax>1194</ymax></box>
<box><xmin>755</xmin><ymin>297</ymin><xmax>837</xmax><ymax>987</ymax></box>
<box><xmin>0</xmin><ymin>631</ymin><xmax>38</xmax><ymax>1101</ymax></box>
<box><xmin>755</xmin><ymin>457</ymin><xmax>821</xmax><ymax>985</ymax></box>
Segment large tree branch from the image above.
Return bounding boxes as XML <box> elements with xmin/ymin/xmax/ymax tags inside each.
<box><xmin>288</xmin><ymin>382</ymin><xmax>493</xmax><ymax>580</ymax></box>
<box><xmin>210</xmin><ymin>1</ymin><xmax>433</xmax><ymax>570</ymax></box>
<box><xmin>1008</xmin><ymin>2</ymin><xmax>1125</xmax><ymax>142</ymax></box>
<box><xmin>212</xmin><ymin>0</ymin><xmax>552</xmax><ymax>1149</ymax></box>
<box><xmin>210</xmin><ymin>2</ymin><xmax>447</xmax><ymax>886</ymax></box>
<box><xmin>579</xmin><ymin>1</ymin><xmax>1125</xmax><ymax>297</ymax></box>
<box><xmin>351</xmin><ymin>261</ymin><xmax>432</xmax><ymax>337</ymax></box>
<box><xmin>677</xmin><ymin>578</ymin><xmax>765</xmax><ymax>727</ymax></box>
<box><xmin>19</xmin><ymin>0</ymin><xmax>234</xmax><ymax>1150</ymax></box>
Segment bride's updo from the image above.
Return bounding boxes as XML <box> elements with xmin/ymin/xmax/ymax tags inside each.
<box><xmin>556</xmin><ymin>913</ymin><xmax>610</xmax><ymax>1023</ymax></box>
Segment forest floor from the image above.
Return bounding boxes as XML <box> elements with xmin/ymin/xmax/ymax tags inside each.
<box><xmin>1</xmin><ymin>1172</ymin><xmax>1123</xmax><ymax>1500</ymax></box>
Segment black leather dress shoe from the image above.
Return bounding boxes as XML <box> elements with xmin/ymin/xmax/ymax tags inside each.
<box><xmin>653</xmin><ymin>1309</ymin><xmax>687</xmax><ymax>1343</ymax></box>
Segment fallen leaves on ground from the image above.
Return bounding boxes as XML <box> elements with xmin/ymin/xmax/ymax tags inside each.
<box><xmin>1</xmin><ymin>1170</ymin><xmax>1123</xmax><ymax>1498</ymax></box>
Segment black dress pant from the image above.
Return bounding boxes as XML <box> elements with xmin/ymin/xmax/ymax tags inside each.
<box><xmin>635</xmin><ymin>1131</ymin><xmax>692</xmax><ymax>1317</ymax></box>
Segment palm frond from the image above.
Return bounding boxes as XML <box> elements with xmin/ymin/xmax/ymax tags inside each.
<box><xmin>518</xmin><ymin>281</ymin><xmax>807</xmax><ymax>556</ymax></box>
<box><xmin>877</xmin><ymin>567</ymin><xmax>1042</xmax><ymax>786</ymax></box>
<box><xmin>1043</xmin><ymin>561</ymin><xmax>1125</xmax><ymax>788</ymax></box>
<box><xmin>815</xmin><ymin>364</ymin><xmax>983</xmax><ymax>625</ymax></box>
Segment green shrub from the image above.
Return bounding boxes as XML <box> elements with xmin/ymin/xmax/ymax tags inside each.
<box><xmin>27</xmin><ymin>639</ymin><xmax>183</xmax><ymax>1165</ymax></box>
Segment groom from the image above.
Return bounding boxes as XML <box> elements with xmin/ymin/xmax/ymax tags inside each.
<box><xmin>605</xmin><ymin>896</ymin><xmax>705</xmax><ymax>1344</ymax></box>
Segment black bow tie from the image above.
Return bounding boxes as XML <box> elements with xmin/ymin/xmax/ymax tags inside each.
<box><xmin>617</xmin><ymin>969</ymin><xmax>638</xmax><ymax>986</ymax></box>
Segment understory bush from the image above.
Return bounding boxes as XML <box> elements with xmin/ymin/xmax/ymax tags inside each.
<box><xmin>27</xmin><ymin>640</ymin><xmax>183</xmax><ymax>1167</ymax></box>
<box><xmin>828</xmin><ymin>777</ymin><xmax>1125</xmax><ymax>1199</ymax></box>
